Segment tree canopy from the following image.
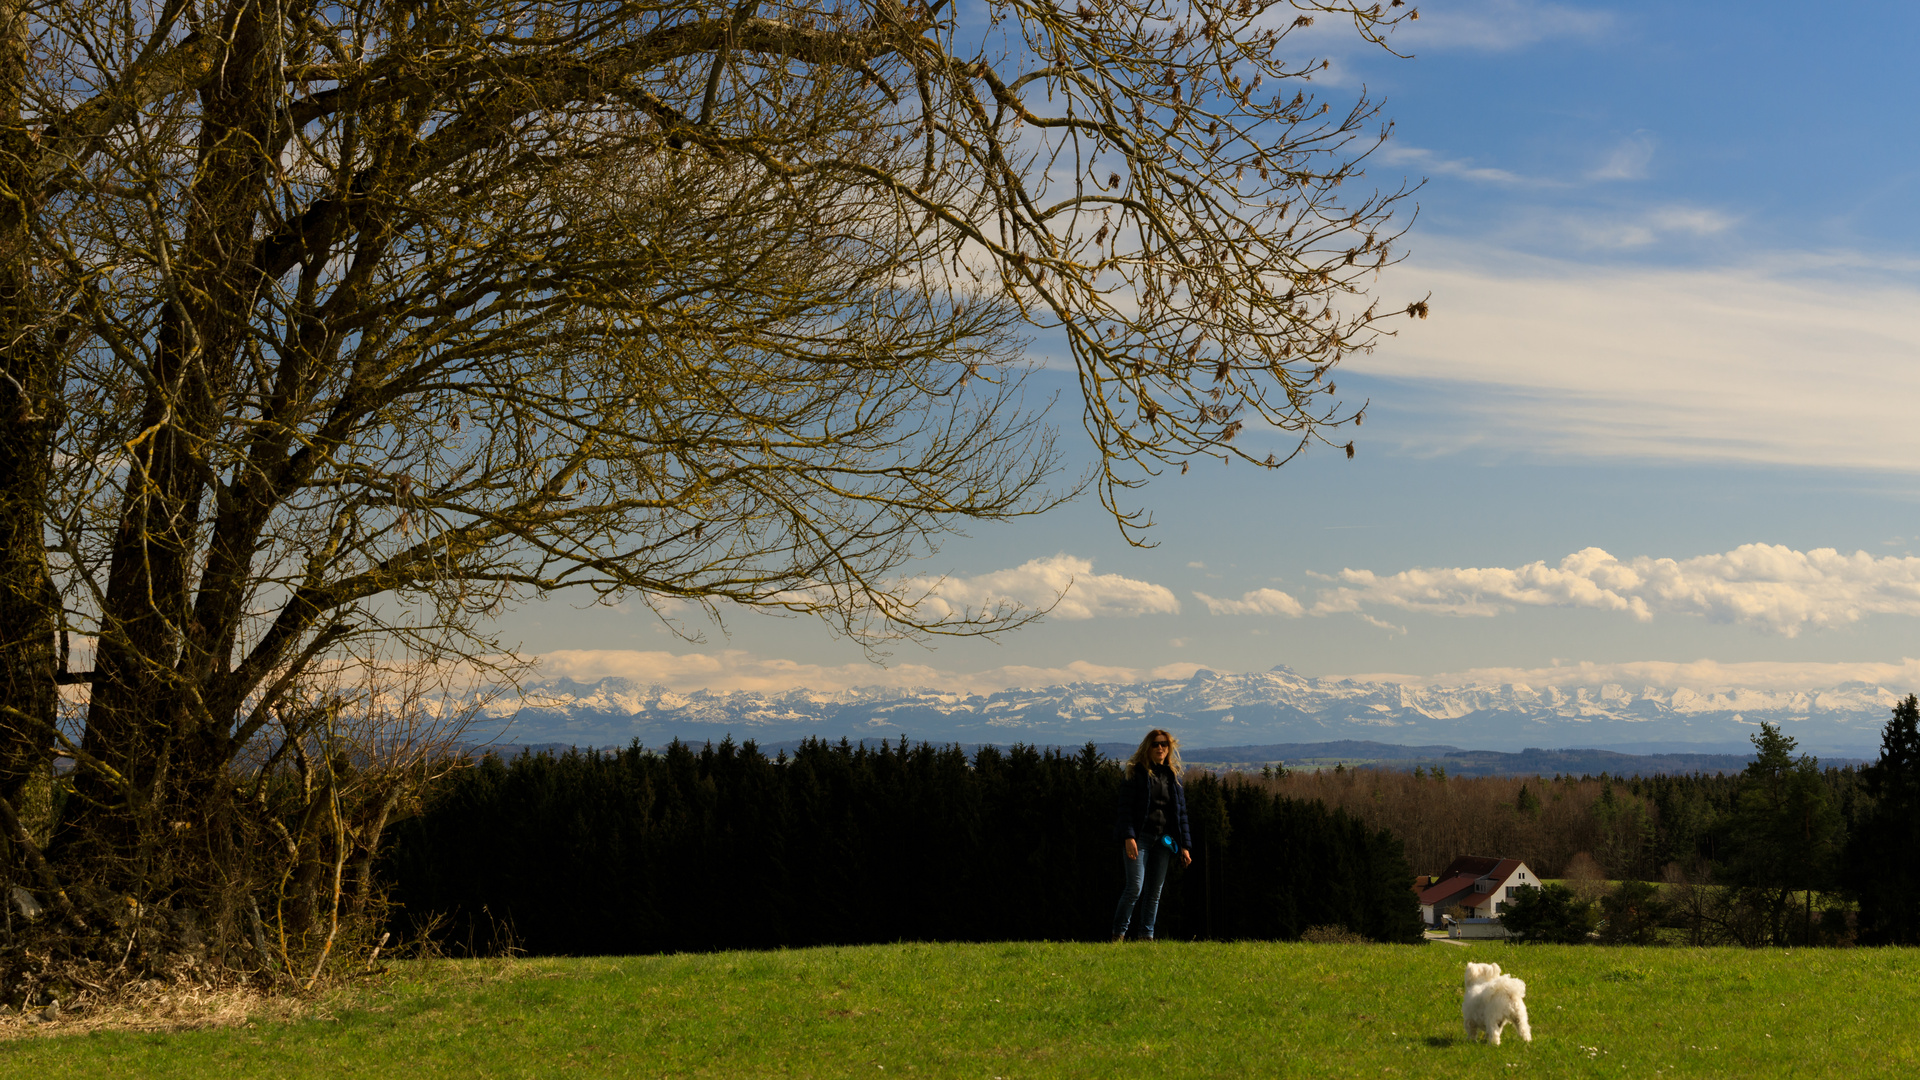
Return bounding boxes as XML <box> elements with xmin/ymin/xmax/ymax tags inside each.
<box><xmin>0</xmin><ymin>0</ymin><xmax>1421</xmax><ymax>964</ymax></box>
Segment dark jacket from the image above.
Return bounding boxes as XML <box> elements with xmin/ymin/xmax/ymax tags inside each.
<box><xmin>1113</xmin><ymin>763</ymin><xmax>1193</xmax><ymax>852</ymax></box>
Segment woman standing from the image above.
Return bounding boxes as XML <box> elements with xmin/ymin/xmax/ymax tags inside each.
<box><xmin>1111</xmin><ymin>728</ymin><xmax>1193</xmax><ymax>941</ymax></box>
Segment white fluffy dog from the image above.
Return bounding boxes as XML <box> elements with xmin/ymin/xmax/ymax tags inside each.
<box><xmin>1462</xmin><ymin>962</ymin><xmax>1532</xmax><ymax>1046</ymax></box>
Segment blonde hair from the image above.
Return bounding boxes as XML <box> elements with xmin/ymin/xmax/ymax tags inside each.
<box><xmin>1126</xmin><ymin>728</ymin><xmax>1182</xmax><ymax>775</ymax></box>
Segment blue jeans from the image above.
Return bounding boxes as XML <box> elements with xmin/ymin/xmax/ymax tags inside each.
<box><xmin>1112</xmin><ymin>838</ymin><xmax>1173</xmax><ymax>939</ymax></box>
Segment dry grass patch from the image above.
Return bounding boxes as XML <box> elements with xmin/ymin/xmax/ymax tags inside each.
<box><xmin>0</xmin><ymin>953</ymin><xmax>533</xmax><ymax>1043</ymax></box>
<box><xmin>0</xmin><ymin>976</ymin><xmax>333</xmax><ymax>1041</ymax></box>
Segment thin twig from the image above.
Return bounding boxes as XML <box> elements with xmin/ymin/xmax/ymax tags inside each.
<box><xmin>303</xmin><ymin>737</ymin><xmax>349</xmax><ymax>991</ymax></box>
<box><xmin>112</xmin><ymin>929</ymin><xmax>138</xmax><ymax>977</ymax></box>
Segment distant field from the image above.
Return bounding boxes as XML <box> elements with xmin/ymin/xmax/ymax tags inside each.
<box><xmin>7</xmin><ymin>942</ymin><xmax>1915</xmax><ymax>1078</ymax></box>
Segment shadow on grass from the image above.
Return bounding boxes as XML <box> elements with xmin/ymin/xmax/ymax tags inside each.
<box><xmin>1424</xmin><ymin>1035</ymin><xmax>1460</xmax><ymax>1048</ymax></box>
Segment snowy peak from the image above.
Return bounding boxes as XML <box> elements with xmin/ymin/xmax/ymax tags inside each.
<box><xmin>482</xmin><ymin>668</ymin><xmax>1899</xmax><ymax>756</ymax></box>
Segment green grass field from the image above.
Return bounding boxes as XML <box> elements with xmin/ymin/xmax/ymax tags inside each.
<box><xmin>4</xmin><ymin>942</ymin><xmax>1914</xmax><ymax>1078</ymax></box>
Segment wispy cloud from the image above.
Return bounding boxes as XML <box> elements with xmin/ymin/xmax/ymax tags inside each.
<box><xmin>1379</xmin><ymin>145</ymin><xmax>1529</xmax><ymax>185</ymax></box>
<box><xmin>1392</xmin><ymin>0</ymin><xmax>1616</xmax><ymax>52</ymax></box>
<box><xmin>1308</xmin><ymin>544</ymin><xmax>1920</xmax><ymax>636</ymax></box>
<box><xmin>914</xmin><ymin>554</ymin><xmax>1179</xmax><ymax>621</ymax></box>
<box><xmin>531</xmin><ymin>648</ymin><xmax>1203</xmax><ymax>695</ymax></box>
<box><xmin>1565</xmin><ymin>205</ymin><xmax>1738</xmax><ymax>248</ymax></box>
<box><xmin>1354</xmin><ymin>613</ymin><xmax>1409</xmax><ymax>634</ymax></box>
<box><xmin>1360</xmin><ymin>244</ymin><xmax>1920</xmax><ymax>469</ymax></box>
<box><xmin>1381</xmin><ymin>136</ymin><xmax>1670</xmax><ymax>192</ymax></box>
<box><xmin>1588</xmin><ymin>133</ymin><xmax>1655</xmax><ymax>181</ymax></box>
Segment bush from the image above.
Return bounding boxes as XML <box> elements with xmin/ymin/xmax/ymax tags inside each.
<box><xmin>1502</xmin><ymin>883</ymin><xmax>1598</xmax><ymax>944</ymax></box>
<box><xmin>1300</xmin><ymin>924</ymin><xmax>1369</xmax><ymax>944</ymax></box>
<box><xmin>1599</xmin><ymin>880</ymin><xmax>1670</xmax><ymax>945</ymax></box>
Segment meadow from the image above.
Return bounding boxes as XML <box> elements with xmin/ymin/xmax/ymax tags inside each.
<box><xmin>2</xmin><ymin>941</ymin><xmax>1912</xmax><ymax>1078</ymax></box>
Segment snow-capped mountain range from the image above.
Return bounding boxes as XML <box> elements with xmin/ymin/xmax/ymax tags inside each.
<box><xmin>477</xmin><ymin>665</ymin><xmax>1902</xmax><ymax>756</ymax></box>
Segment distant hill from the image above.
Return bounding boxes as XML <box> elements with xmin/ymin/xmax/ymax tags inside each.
<box><xmin>1174</xmin><ymin>741</ymin><xmax>1864</xmax><ymax>777</ymax></box>
<box><xmin>473</xmin><ymin>664</ymin><xmax>1897</xmax><ymax>757</ymax></box>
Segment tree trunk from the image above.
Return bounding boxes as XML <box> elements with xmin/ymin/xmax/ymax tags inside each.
<box><xmin>74</xmin><ymin>0</ymin><xmax>274</xmax><ymax>900</ymax></box>
<box><xmin>0</xmin><ymin>0</ymin><xmax>59</xmax><ymax>811</ymax></box>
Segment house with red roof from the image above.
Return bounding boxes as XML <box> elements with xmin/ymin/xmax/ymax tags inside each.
<box><xmin>1417</xmin><ymin>855</ymin><xmax>1539</xmax><ymax>927</ymax></box>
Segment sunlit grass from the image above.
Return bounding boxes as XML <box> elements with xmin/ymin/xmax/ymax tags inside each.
<box><xmin>6</xmin><ymin>942</ymin><xmax>1915</xmax><ymax>1078</ymax></box>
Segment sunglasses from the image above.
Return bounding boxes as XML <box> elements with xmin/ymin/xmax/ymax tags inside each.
<box><xmin>1151</xmin><ymin>740</ymin><xmax>1171</xmax><ymax>748</ymax></box>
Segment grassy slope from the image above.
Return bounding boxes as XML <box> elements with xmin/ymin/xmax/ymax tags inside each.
<box><xmin>4</xmin><ymin>942</ymin><xmax>1915</xmax><ymax>1078</ymax></box>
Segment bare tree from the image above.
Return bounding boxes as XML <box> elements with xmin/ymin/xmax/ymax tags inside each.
<box><xmin>1257</xmin><ymin>768</ymin><xmax>1641</xmax><ymax>880</ymax></box>
<box><xmin>0</xmin><ymin>0</ymin><xmax>1420</xmax><ymax>963</ymax></box>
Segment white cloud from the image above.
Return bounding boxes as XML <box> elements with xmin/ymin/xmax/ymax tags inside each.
<box><xmin>1565</xmin><ymin>205</ymin><xmax>1737</xmax><ymax>248</ymax></box>
<box><xmin>1354</xmin><ymin>613</ymin><xmax>1409</xmax><ymax>634</ymax></box>
<box><xmin>1587</xmin><ymin>133</ymin><xmax>1655</xmax><ymax>181</ymax></box>
<box><xmin>532</xmin><ymin>649</ymin><xmax>1920</xmax><ymax>701</ymax></box>
<box><xmin>1392</xmin><ymin>0</ymin><xmax>1615</xmax><ymax>52</ymax></box>
<box><xmin>1383</xmin><ymin>657</ymin><xmax>1920</xmax><ymax>694</ymax></box>
<box><xmin>1379</xmin><ymin>145</ymin><xmax>1528</xmax><ymax>185</ymax></box>
<box><xmin>1195</xmin><ymin>587</ymin><xmax>1306</xmax><ymax>617</ymax></box>
<box><xmin>532</xmin><ymin>648</ymin><xmax>1203</xmax><ymax>695</ymax></box>
<box><xmin>913</xmin><ymin>553</ymin><xmax>1179</xmax><ymax>621</ymax></box>
<box><xmin>1362</xmin><ymin>243</ymin><xmax>1920</xmax><ymax>469</ymax></box>
<box><xmin>1308</xmin><ymin>543</ymin><xmax>1920</xmax><ymax>636</ymax></box>
<box><xmin>1381</xmin><ymin>136</ymin><xmax>1671</xmax><ymax>192</ymax></box>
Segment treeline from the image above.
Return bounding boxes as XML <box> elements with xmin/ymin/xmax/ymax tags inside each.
<box><xmin>1258</xmin><ymin>762</ymin><xmax>1864</xmax><ymax>883</ymax></box>
<box><xmin>381</xmin><ymin>738</ymin><xmax>1424</xmax><ymax>955</ymax></box>
<box><xmin>1261</xmin><ymin>703</ymin><xmax>1920</xmax><ymax>947</ymax></box>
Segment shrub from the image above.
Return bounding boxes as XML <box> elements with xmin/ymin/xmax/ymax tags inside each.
<box><xmin>1599</xmin><ymin>880</ymin><xmax>1670</xmax><ymax>945</ymax></box>
<box><xmin>1300</xmin><ymin>925</ymin><xmax>1368</xmax><ymax>944</ymax></box>
<box><xmin>1502</xmin><ymin>883</ymin><xmax>1598</xmax><ymax>944</ymax></box>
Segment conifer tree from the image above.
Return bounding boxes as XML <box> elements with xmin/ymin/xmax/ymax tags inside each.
<box><xmin>385</xmin><ymin>740</ymin><xmax>1426</xmax><ymax>952</ymax></box>
<box><xmin>1844</xmin><ymin>695</ymin><xmax>1920</xmax><ymax>944</ymax></box>
<box><xmin>1720</xmin><ymin>723</ymin><xmax>1843</xmax><ymax>946</ymax></box>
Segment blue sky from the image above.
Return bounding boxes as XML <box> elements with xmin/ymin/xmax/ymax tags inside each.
<box><xmin>499</xmin><ymin>0</ymin><xmax>1920</xmax><ymax>697</ymax></box>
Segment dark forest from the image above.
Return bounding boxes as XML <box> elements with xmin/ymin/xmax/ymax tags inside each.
<box><xmin>383</xmin><ymin>738</ymin><xmax>1426</xmax><ymax>954</ymax></box>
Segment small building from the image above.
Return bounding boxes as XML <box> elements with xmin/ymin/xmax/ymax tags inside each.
<box><xmin>1417</xmin><ymin>855</ymin><xmax>1539</xmax><ymax>927</ymax></box>
<box><xmin>1448</xmin><ymin>917</ymin><xmax>1510</xmax><ymax>940</ymax></box>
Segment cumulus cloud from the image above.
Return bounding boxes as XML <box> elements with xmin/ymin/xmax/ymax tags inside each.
<box><xmin>914</xmin><ymin>554</ymin><xmax>1179</xmax><ymax>621</ymax></box>
<box><xmin>1307</xmin><ymin>543</ymin><xmax>1920</xmax><ymax>636</ymax></box>
<box><xmin>532</xmin><ymin>648</ymin><xmax>1204</xmax><ymax>695</ymax></box>
<box><xmin>1195</xmin><ymin>588</ymin><xmax>1306</xmax><ymax>617</ymax></box>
